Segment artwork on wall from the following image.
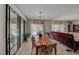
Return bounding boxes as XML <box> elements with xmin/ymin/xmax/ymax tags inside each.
<box><xmin>73</xmin><ymin>25</ymin><xmax>79</xmax><ymax>32</ymax></box>
<box><xmin>68</xmin><ymin>21</ymin><xmax>74</xmax><ymax>32</ymax></box>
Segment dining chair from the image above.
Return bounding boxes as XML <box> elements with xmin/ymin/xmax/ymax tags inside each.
<box><xmin>44</xmin><ymin>44</ymin><xmax>54</xmax><ymax>55</ymax></box>
<box><xmin>44</xmin><ymin>43</ymin><xmax>57</xmax><ymax>55</ymax></box>
<box><xmin>31</xmin><ymin>35</ymin><xmax>35</xmax><ymax>54</ymax></box>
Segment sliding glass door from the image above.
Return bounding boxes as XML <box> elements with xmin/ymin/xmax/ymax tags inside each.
<box><xmin>21</xmin><ymin>19</ymin><xmax>24</xmax><ymax>45</ymax></box>
<box><xmin>17</xmin><ymin>15</ymin><xmax>21</xmax><ymax>50</ymax></box>
<box><xmin>6</xmin><ymin>5</ymin><xmax>18</xmax><ymax>55</ymax></box>
<box><xmin>10</xmin><ymin>8</ymin><xmax>18</xmax><ymax>55</ymax></box>
<box><xmin>6</xmin><ymin>5</ymin><xmax>26</xmax><ymax>55</ymax></box>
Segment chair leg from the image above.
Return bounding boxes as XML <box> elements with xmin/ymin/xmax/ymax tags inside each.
<box><xmin>31</xmin><ymin>45</ymin><xmax>33</xmax><ymax>55</ymax></box>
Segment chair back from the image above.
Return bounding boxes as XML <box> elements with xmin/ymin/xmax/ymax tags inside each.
<box><xmin>31</xmin><ymin>35</ymin><xmax>35</xmax><ymax>46</ymax></box>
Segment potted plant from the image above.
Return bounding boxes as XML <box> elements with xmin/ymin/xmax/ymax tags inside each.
<box><xmin>24</xmin><ymin>33</ymin><xmax>31</xmax><ymax>41</ymax></box>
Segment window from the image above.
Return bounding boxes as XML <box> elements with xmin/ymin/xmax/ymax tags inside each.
<box><xmin>52</xmin><ymin>24</ymin><xmax>65</xmax><ymax>32</ymax></box>
<box><xmin>31</xmin><ymin>24</ymin><xmax>43</xmax><ymax>35</ymax></box>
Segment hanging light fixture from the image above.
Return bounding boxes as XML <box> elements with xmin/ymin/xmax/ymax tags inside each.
<box><xmin>39</xmin><ymin>11</ymin><xmax>43</xmax><ymax>24</ymax></box>
<box><xmin>39</xmin><ymin>11</ymin><xmax>42</xmax><ymax>19</ymax></box>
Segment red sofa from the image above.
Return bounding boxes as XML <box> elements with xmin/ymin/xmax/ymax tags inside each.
<box><xmin>51</xmin><ymin>31</ymin><xmax>77</xmax><ymax>52</ymax></box>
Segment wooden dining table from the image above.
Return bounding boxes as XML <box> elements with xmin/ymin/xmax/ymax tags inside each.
<box><xmin>35</xmin><ymin>36</ymin><xmax>57</xmax><ymax>55</ymax></box>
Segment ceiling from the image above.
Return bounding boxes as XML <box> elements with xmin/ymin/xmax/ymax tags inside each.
<box><xmin>16</xmin><ymin>4</ymin><xmax>79</xmax><ymax>21</ymax></box>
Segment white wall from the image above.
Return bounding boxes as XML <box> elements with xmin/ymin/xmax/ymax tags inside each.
<box><xmin>0</xmin><ymin>4</ymin><xmax>6</xmax><ymax>55</ymax></box>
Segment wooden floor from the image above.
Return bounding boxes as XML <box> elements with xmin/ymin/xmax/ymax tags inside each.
<box><xmin>16</xmin><ymin>37</ymin><xmax>76</xmax><ymax>55</ymax></box>
<box><xmin>16</xmin><ymin>37</ymin><xmax>34</xmax><ymax>55</ymax></box>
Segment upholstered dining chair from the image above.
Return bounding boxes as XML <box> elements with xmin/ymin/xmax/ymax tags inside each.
<box><xmin>31</xmin><ymin>35</ymin><xmax>35</xmax><ymax>54</ymax></box>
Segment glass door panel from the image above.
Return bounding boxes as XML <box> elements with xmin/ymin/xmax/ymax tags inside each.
<box><xmin>10</xmin><ymin>9</ymin><xmax>17</xmax><ymax>55</ymax></box>
<box><xmin>21</xmin><ymin>19</ymin><xmax>24</xmax><ymax>45</ymax></box>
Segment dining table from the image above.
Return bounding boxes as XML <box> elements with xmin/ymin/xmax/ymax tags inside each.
<box><xmin>35</xmin><ymin>36</ymin><xmax>57</xmax><ymax>55</ymax></box>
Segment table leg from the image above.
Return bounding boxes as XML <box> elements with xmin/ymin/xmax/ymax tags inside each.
<box><xmin>54</xmin><ymin>43</ymin><xmax>57</xmax><ymax>55</ymax></box>
<box><xmin>36</xmin><ymin>47</ymin><xmax>38</xmax><ymax>55</ymax></box>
